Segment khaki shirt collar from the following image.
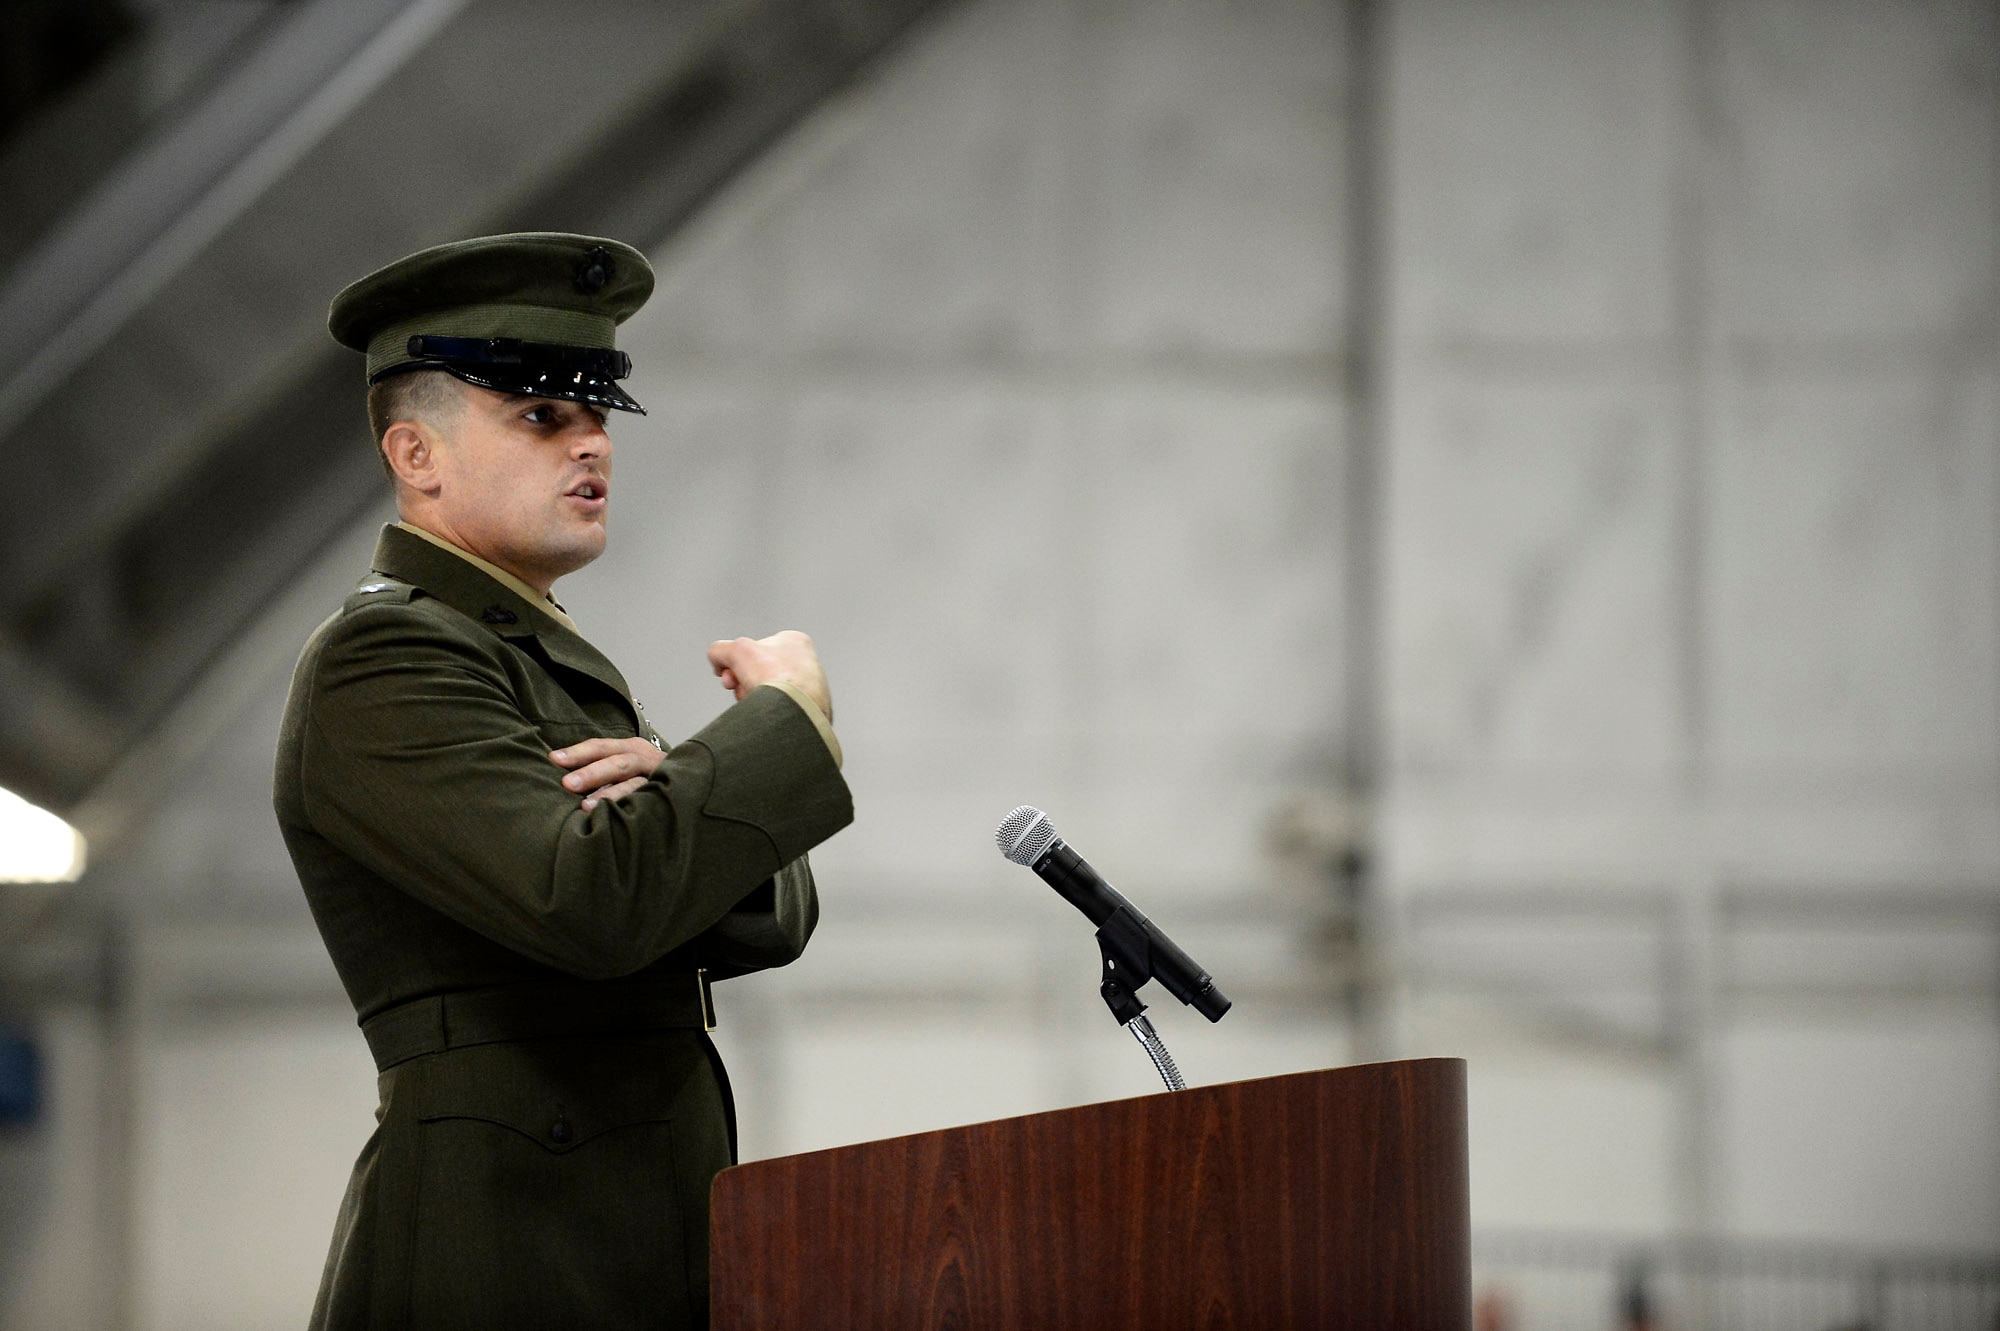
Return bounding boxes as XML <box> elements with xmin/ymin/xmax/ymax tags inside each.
<box><xmin>392</xmin><ymin>521</ymin><xmax>579</xmax><ymax>633</ymax></box>
<box><xmin>372</xmin><ymin>523</ymin><xmax>637</xmax><ymax>718</ymax></box>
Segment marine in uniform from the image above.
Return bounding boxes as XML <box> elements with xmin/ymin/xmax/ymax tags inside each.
<box><xmin>273</xmin><ymin>233</ymin><xmax>853</xmax><ymax>1329</ymax></box>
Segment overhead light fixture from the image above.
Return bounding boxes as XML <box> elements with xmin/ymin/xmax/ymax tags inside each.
<box><xmin>0</xmin><ymin>786</ymin><xmax>86</xmax><ymax>883</ymax></box>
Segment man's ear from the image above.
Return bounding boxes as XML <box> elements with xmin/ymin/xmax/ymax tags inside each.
<box><xmin>381</xmin><ymin>420</ymin><xmax>444</xmax><ymax>496</ymax></box>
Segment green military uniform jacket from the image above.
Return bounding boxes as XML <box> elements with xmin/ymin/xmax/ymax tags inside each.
<box><xmin>274</xmin><ymin>524</ymin><xmax>853</xmax><ymax>1329</ymax></box>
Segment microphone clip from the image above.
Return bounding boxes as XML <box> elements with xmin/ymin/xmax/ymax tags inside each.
<box><xmin>1097</xmin><ymin>904</ymin><xmax>1189</xmax><ymax>1092</ymax></box>
<box><xmin>1095</xmin><ymin>904</ymin><xmax>1155</xmax><ymax>1026</ymax></box>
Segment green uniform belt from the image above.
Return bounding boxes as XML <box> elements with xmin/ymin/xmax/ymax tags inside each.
<box><xmin>360</xmin><ymin>971</ymin><xmax>717</xmax><ymax>1071</ymax></box>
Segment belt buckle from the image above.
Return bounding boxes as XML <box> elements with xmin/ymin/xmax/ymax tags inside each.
<box><xmin>697</xmin><ymin>967</ymin><xmax>716</xmax><ymax>1032</ymax></box>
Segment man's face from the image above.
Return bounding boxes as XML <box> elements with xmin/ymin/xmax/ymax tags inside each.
<box><xmin>428</xmin><ymin>383</ymin><xmax>615</xmax><ymax>590</ymax></box>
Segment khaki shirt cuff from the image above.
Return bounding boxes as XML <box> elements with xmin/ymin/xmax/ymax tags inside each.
<box><xmin>758</xmin><ymin>681</ymin><xmax>842</xmax><ymax>769</ymax></box>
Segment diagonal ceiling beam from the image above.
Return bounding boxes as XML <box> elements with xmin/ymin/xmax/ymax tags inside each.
<box><xmin>0</xmin><ymin>0</ymin><xmax>959</xmax><ymax>817</ymax></box>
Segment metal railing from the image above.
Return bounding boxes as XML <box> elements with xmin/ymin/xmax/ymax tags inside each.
<box><xmin>1473</xmin><ymin>1230</ymin><xmax>2000</xmax><ymax>1331</ymax></box>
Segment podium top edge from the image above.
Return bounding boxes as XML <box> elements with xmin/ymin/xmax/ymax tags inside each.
<box><xmin>720</xmin><ymin>1057</ymin><xmax>1466</xmax><ymax>1177</ymax></box>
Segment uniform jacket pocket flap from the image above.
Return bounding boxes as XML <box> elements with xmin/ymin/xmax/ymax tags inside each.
<box><xmin>534</xmin><ymin>719</ymin><xmax>629</xmax><ymax>748</ymax></box>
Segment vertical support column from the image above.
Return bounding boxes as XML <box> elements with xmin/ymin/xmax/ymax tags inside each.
<box><xmin>1038</xmin><ymin>0</ymin><xmax>1104</xmax><ymax>1092</ymax></box>
<box><xmin>1668</xmin><ymin>0</ymin><xmax>1721</xmax><ymax>1290</ymax></box>
<box><xmin>1045</xmin><ymin>0</ymin><xmax>1099</xmax><ymax>860</ymax></box>
<box><xmin>94</xmin><ymin>907</ymin><xmax>139</xmax><ymax>1331</ymax></box>
<box><xmin>1989</xmin><ymin>0</ymin><xmax>2000</xmax><ymax>1255</ymax></box>
<box><xmin>1668</xmin><ymin>0</ymin><xmax>1715</xmax><ymax>786</ymax></box>
<box><xmin>1340</xmin><ymin>0</ymin><xmax>1392</xmax><ymax>1062</ymax></box>
<box><xmin>1666</xmin><ymin>874</ymin><xmax>1721</xmax><ymax>1328</ymax></box>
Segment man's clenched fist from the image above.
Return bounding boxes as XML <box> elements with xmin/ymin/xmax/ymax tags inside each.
<box><xmin>708</xmin><ymin>630</ymin><xmax>833</xmax><ymax>721</ymax></box>
<box><xmin>551</xmin><ymin>632</ymin><xmax>832</xmax><ymax>812</ymax></box>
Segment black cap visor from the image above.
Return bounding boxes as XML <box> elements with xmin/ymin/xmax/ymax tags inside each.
<box><xmin>376</xmin><ymin>335</ymin><xmax>647</xmax><ymax>414</ymax></box>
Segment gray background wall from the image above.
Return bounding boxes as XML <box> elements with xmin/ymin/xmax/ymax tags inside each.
<box><xmin>1</xmin><ymin>0</ymin><xmax>1996</xmax><ymax>1326</ymax></box>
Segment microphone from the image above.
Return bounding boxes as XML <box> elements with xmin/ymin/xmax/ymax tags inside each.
<box><xmin>996</xmin><ymin>806</ymin><xmax>1231</xmax><ymax>1022</ymax></box>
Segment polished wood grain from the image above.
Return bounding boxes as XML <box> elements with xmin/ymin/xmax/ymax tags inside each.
<box><xmin>711</xmin><ymin>1058</ymin><xmax>1469</xmax><ymax>1330</ymax></box>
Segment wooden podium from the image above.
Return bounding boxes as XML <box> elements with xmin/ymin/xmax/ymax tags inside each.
<box><xmin>711</xmin><ymin>1057</ymin><xmax>1468</xmax><ymax>1329</ymax></box>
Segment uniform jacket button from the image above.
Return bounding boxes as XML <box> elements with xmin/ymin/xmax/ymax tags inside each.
<box><xmin>549</xmin><ymin>1118</ymin><xmax>572</xmax><ymax>1144</ymax></box>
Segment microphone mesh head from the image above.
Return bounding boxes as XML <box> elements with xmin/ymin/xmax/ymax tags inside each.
<box><xmin>996</xmin><ymin>805</ymin><xmax>1059</xmax><ymax>866</ymax></box>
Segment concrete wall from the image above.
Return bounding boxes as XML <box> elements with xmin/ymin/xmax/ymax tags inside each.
<box><xmin>1384</xmin><ymin>0</ymin><xmax>2000</xmax><ymax>1251</ymax></box>
<box><xmin>2</xmin><ymin>0</ymin><xmax>1997</xmax><ymax>1325</ymax></box>
<box><xmin>598</xmin><ymin>0</ymin><xmax>1357</xmax><ymax>1145</ymax></box>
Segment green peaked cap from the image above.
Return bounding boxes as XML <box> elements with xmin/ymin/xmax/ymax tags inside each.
<box><xmin>328</xmin><ymin>232</ymin><xmax>655</xmax><ymax>396</ymax></box>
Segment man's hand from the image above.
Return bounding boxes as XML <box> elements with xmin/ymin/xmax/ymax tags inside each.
<box><xmin>707</xmin><ymin>630</ymin><xmax>833</xmax><ymax>720</ymax></box>
<box><xmin>549</xmin><ymin>737</ymin><xmax>666</xmax><ymax>810</ymax></box>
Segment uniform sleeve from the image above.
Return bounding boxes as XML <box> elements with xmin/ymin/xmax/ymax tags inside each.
<box><xmin>298</xmin><ymin>602</ymin><xmax>852</xmax><ymax>980</ymax></box>
<box><xmin>698</xmin><ymin>857</ymin><xmax>820</xmax><ymax>981</ymax></box>
<box><xmin>760</xmin><ymin>681</ymin><xmax>842</xmax><ymax>767</ymax></box>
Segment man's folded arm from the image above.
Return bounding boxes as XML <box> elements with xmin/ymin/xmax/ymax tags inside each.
<box><xmin>299</xmin><ymin>603</ymin><xmax>852</xmax><ymax>979</ymax></box>
<box><xmin>698</xmin><ymin>857</ymin><xmax>820</xmax><ymax>980</ymax></box>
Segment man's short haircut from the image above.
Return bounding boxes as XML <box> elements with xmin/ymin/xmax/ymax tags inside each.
<box><xmin>366</xmin><ymin>369</ymin><xmax>463</xmax><ymax>478</ymax></box>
